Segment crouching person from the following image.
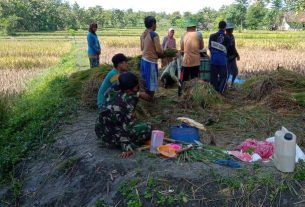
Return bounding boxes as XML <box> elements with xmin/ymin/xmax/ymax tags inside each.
<box><xmin>95</xmin><ymin>72</ymin><xmax>152</xmax><ymax>158</ymax></box>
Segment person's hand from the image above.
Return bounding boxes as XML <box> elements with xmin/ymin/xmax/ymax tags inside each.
<box><xmin>139</xmin><ymin>92</ymin><xmax>153</xmax><ymax>101</ymax></box>
<box><xmin>237</xmin><ymin>56</ymin><xmax>240</xmax><ymax>61</ymax></box>
<box><xmin>119</xmin><ymin>151</ymin><xmax>134</xmax><ymax>158</ymax></box>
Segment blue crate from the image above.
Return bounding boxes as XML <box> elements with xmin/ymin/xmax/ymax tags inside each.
<box><xmin>170</xmin><ymin>124</ymin><xmax>199</xmax><ymax>143</ymax></box>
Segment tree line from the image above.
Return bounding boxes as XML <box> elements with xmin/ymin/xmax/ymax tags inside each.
<box><xmin>0</xmin><ymin>0</ymin><xmax>304</xmax><ymax>35</ymax></box>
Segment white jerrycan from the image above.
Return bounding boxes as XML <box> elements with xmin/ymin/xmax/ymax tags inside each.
<box><xmin>274</xmin><ymin>127</ymin><xmax>296</xmax><ymax>172</ymax></box>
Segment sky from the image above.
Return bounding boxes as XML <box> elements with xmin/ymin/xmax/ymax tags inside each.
<box><xmin>67</xmin><ymin>0</ymin><xmax>235</xmax><ymax>13</ymax></box>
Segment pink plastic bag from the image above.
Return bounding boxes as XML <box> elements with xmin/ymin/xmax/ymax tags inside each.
<box><xmin>228</xmin><ymin>151</ymin><xmax>252</xmax><ymax>162</ymax></box>
<box><xmin>237</xmin><ymin>139</ymin><xmax>274</xmax><ymax>160</ymax></box>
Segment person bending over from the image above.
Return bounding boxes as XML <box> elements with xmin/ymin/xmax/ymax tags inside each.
<box><xmin>95</xmin><ymin>72</ymin><xmax>152</xmax><ymax>158</ymax></box>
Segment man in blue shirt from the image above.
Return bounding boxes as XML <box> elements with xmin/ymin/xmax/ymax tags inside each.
<box><xmin>97</xmin><ymin>53</ymin><xmax>128</xmax><ymax>109</ymax></box>
<box><xmin>208</xmin><ymin>21</ymin><xmax>231</xmax><ymax>94</ymax></box>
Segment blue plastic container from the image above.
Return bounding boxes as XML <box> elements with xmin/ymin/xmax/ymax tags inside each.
<box><xmin>170</xmin><ymin>124</ymin><xmax>199</xmax><ymax>143</ymax></box>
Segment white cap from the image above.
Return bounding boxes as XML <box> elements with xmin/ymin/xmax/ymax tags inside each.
<box><xmin>168</xmin><ymin>27</ymin><xmax>174</xmax><ymax>32</ymax></box>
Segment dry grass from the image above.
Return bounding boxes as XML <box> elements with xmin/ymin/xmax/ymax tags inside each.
<box><xmin>99</xmin><ymin>33</ymin><xmax>305</xmax><ymax>74</ymax></box>
<box><xmin>99</xmin><ymin>46</ymin><xmax>305</xmax><ymax>76</ymax></box>
<box><xmin>1</xmin><ymin>31</ymin><xmax>305</xmax><ymax>95</ymax></box>
<box><xmin>100</xmin><ymin>46</ymin><xmax>141</xmax><ymax>64</ymax></box>
<box><xmin>0</xmin><ymin>40</ymin><xmax>71</xmax><ymax>94</ymax></box>
<box><xmin>0</xmin><ymin>69</ymin><xmax>43</xmax><ymax>95</ymax></box>
<box><xmin>238</xmin><ymin>48</ymin><xmax>305</xmax><ymax>75</ymax></box>
<box><xmin>0</xmin><ymin>40</ymin><xmax>71</xmax><ymax>70</ymax></box>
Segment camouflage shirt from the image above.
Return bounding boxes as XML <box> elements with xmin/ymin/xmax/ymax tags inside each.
<box><xmin>95</xmin><ymin>89</ymin><xmax>151</xmax><ymax>151</ymax></box>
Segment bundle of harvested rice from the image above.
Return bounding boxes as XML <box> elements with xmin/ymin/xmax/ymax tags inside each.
<box><xmin>81</xmin><ymin>73</ymin><xmax>103</xmax><ymax>109</ymax></box>
<box><xmin>128</xmin><ymin>55</ymin><xmax>141</xmax><ymax>71</ymax></box>
<box><xmin>181</xmin><ymin>79</ymin><xmax>223</xmax><ymax>109</ymax></box>
<box><xmin>247</xmin><ymin>77</ymin><xmax>276</xmax><ymax>101</ymax></box>
<box><xmin>265</xmin><ymin>90</ymin><xmax>301</xmax><ymax>110</ymax></box>
<box><xmin>163</xmin><ymin>48</ymin><xmax>178</xmax><ymax>58</ymax></box>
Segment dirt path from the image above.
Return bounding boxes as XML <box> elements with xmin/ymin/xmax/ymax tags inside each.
<box><xmin>0</xmin><ymin>109</ymin><xmax>301</xmax><ymax>207</ymax></box>
<box><xmin>5</xmin><ymin>110</ymin><xmax>233</xmax><ymax>206</ymax></box>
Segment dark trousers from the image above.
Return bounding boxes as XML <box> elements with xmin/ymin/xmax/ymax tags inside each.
<box><xmin>228</xmin><ymin>59</ymin><xmax>238</xmax><ymax>85</ymax></box>
<box><xmin>178</xmin><ymin>65</ymin><xmax>199</xmax><ymax>96</ymax></box>
<box><xmin>211</xmin><ymin>64</ymin><xmax>228</xmax><ymax>94</ymax></box>
<box><xmin>89</xmin><ymin>57</ymin><xmax>100</xmax><ymax>68</ymax></box>
<box><xmin>180</xmin><ymin>66</ymin><xmax>200</xmax><ymax>81</ymax></box>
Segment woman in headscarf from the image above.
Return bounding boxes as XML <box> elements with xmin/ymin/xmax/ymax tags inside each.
<box><xmin>161</xmin><ymin>28</ymin><xmax>177</xmax><ymax>68</ymax></box>
<box><xmin>87</xmin><ymin>22</ymin><xmax>101</xmax><ymax>68</ymax></box>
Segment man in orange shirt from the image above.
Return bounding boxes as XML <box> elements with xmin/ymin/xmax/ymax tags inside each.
<box><xmin>179</xmin><ymin>19</ymin><xmax>204</xmax><ymax>96</ymax></box>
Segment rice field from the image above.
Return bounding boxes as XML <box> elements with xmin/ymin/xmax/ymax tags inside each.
<box><xmin>0</xmin><ymin>40</ymin><xmax>71</xmax><ymax>95</ymax></box>
<box><xmin>0</xmin><ymin>30</ymin><xmax>305</xmax><ymax>96</ymax></box>
<box><xmin>98</xmin><ymin>32</ymin><xmax>305</xmax><ymax>75</ymax></box>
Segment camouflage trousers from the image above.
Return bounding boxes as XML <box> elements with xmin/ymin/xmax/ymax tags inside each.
<box><xmin>95</xmin><ymin>109</ymin><xmax>152</xmax><ymax>151</ymax></box>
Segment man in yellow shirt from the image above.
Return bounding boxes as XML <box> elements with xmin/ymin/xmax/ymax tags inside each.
<box><xmin>179</xmin><ymin>19</ymin><xmax>204</xmax><ymax>96</ymax></box>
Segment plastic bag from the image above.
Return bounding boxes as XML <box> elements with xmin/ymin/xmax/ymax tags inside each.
<box><xmin>237</xmin><ymin>139</ymin><xmax>274</xmax><ymax>160</ymax></box>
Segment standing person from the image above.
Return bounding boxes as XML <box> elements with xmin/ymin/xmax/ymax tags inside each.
<box><xmin>226</xmin><ymin>23</ymin><xmax>240</xmax><ymax>88</ymax></box>
<box><xmin>87</xmin><ymin>22</ymin><xmax>101</xmax><ymax>68</ymax></box>
<box><xmin>161</xmin><ymin>28</ymin><xmax>177</xmax><ymax>68</ymax></box>
<box><xmin>140</xmin><ymin>16</ymin><xmax>163</xmax><ymax>100</ymax></box>
<box><xmin>208</xmin><ymin>21</ymin><xmax>230</xmax><ymax>94</ymax></box>
<box><xmin>97</xmin><ymin>53</ymin><xmax>128</xmax><ymax>110</ymax></box>
<box><xmin>179</xmin><ymin>19</ymin><xmax>204</xmax><ymax>96</ymax></box>
<box><xmin>95</xmin><ymin>72</ymin><xmax>152</xmax><ymax>158</ymax></box>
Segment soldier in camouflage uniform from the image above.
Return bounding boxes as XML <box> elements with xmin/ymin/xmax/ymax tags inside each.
<box><xmin>95</xmin><ymin>72</ymin><xmax>152</xmax><ymax>157</ymax></box>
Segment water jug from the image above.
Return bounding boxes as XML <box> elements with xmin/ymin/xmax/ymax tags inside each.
<box><xmin>150</xmin><ymin>130</ymin><xmax>164</xmax><ymax>154</ymax></box>
<box><xmin>274</xmin><ymin>127</ymin><xmax>296</xmax><ymax>172</ymax></box>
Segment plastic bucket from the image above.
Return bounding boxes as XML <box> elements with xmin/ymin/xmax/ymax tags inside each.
<box><xmin>199</xmin><ymin>58</ymin><xmax>211</xmax><ymax>82</ymax></box>
<box><xmin>170</xmin><ymin>124</ymin><xmax>199</xmax><ymax>143</ymax></box>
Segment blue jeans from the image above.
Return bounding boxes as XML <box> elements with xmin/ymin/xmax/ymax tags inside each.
<box><xmin>89</xmin><ymin>57</ymin><xmax>100</xmax><ymax>68</ymax></box>
<box><xmin>211</xmin><ymin>64</ymin><xmax>228</xmax><ymax>94</ymax></box>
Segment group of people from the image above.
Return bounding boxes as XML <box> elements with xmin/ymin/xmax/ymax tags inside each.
<box><xmin>87</xmin><ymin>16</ymin><xmax>240</xmax><ymax>158</ymax></box>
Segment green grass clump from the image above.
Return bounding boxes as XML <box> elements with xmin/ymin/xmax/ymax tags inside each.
<box><xmin>293</xmin><ymin>92</ymin><xmax>305</xmax><ymax>106</ymax></box>
<box><xmin>0</xmin><ymin>46</ymin><xmax>78</xmax><ymax>181</ymax></box>
<box><xmin>95</xmin><ymin>200</ymin><xmax>111</xmax><ymax>207</ymax></box>
<box><xmin>119</xmin><ymin>179</ymin><xmax>142</xmax><ymax>207</ymax></box>
<box><xmin>294</xmin><ymin>160</ymin><xmax>305</xmax><ymax>181</ymax></box>
<box><xmin>0</xmin><ymin>98</ymin><xmax>9</xmax><ymax>127</ymax></box>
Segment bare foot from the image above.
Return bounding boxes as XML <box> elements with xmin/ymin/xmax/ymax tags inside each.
<box><xmin>119</xmin><ymin>151</ymin><xmax>134</xmax><ymax>158</ymax></box>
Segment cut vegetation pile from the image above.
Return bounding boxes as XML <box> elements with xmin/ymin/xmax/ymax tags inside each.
<box><xmin>243</xmin><ymin>69</ymin><xmax>305</xmax><ymax>109</ymax></box>
<box><xmin>181</xmin><ymin>79</ymin><xmax>223</xmax><ymax>109</ymax></box>
<box><xmin>64</xmin><ymin>57</ymin><xmax>143</xmax><ymax>109</ymax></box>
<box><xmin>128</xmin><ymin>55</ymin><xmax>142</xmax><ymax>71</ymax></box>
<box><xmin>246</xmin><ymin>77</ymin><xmax>276</xmax><ymax>101</ymax></box>
<box><xmin>63</xmin><ymin>65</ymin><xmax>110</xmax><ymax>109</ymax></box>
<box><xmin>64</xmin><ymin>63</ymin><xmax>305</xmax><ymax>149</ymax></box>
